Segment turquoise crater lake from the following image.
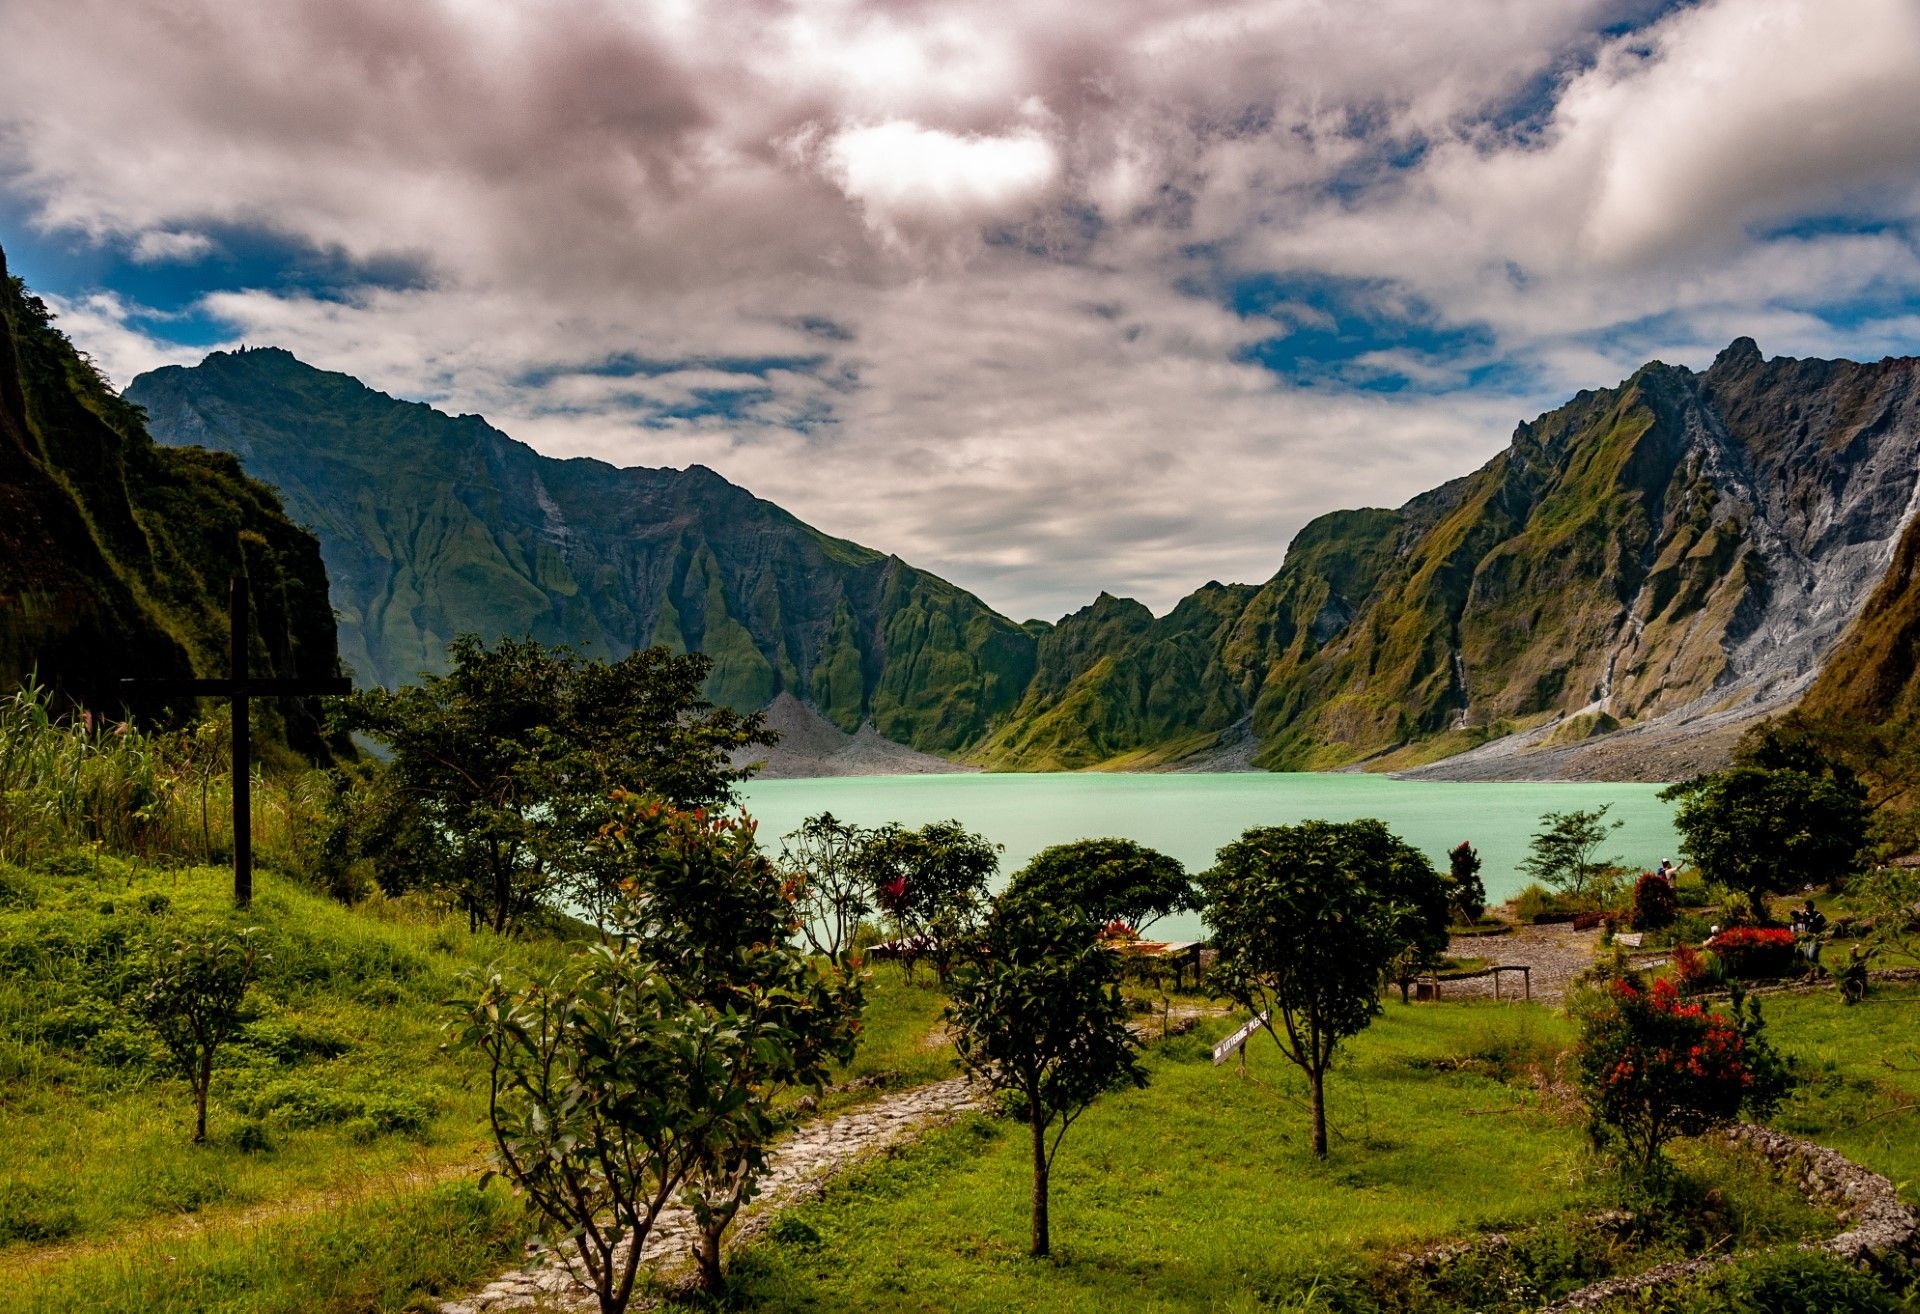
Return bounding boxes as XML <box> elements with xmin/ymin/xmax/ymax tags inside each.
<box><xmin>740</xmin><ymin>773</ymin><xmax>1680</xmax><ymax>941</ymax></box>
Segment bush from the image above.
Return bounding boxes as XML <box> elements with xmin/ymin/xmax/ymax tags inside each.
<box><xmin>1630</xmin><ymin>873</ymin><xmax>1678</xmax><ymax>930</ymax></box>
<box><xmin>1670</xmin><ymin>942</ymin><xmax>1719</xmax><ymax>993</ymax></box>
<box><xmin>1575</xmin><ymin>976</ymin><xmax>1789</xmax><ymax>1175</ymax></box>
<box><xmin>1514</xmin><ymin>883</ymin><xmax>1577</xmax><ymax>923</ymax></box>
<box><xmin>1706</xmin><ymin>927</ymin><xmax>1796</xmax><ymax>979</ymax></box>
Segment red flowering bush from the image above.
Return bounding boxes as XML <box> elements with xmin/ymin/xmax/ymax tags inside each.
<box><xmin>1706</xmin><ymin>926</ymin><xmax>1796</xmax><ymax>979</ymax></box>
<box><xmin>1670</xmin><ymin>941</ymin><xmax>1717</xmax><ymax>992</ymax></box>
<box><xmin>1576</xmin><ymin>976</ymin><xmax>1789</xmax><ymax>1174</ymax></box>
<box><xmin>1097</xmin><ymin>919</ymin><xmax>1140</xmax><ymax>943</ymax></box>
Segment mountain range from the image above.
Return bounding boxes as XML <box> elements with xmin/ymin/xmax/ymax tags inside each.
<box><xmin>0</xmin><ymin>244</ymin><xmax>340</xmax><ymax>758</ymax></box>
<box><xmin>126</xmin><ymin>339</ymin><xmax>1920</xmax><ymax>779</ymax></box>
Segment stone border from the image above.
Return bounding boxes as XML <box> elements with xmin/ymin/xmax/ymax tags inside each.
<box><xmin>1537</xmin><ymin>1125</ymin><xmax>1919</xmax><ymax>1312</ymax></box>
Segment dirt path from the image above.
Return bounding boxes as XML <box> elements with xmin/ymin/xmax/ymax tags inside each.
<box><xmin>439</xmin><ymin>1076</ymin><xmax>988</xmax><ymax>1314</ymax></box>
<box><xmin>1435</xmin><ymin>923</ymin><xmax>1663</xmax><ymax>1005</ymax></box>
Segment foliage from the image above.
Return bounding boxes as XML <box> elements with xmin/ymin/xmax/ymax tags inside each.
<box><xmin>1849</xmin><ymin>864</ymin><xmax>1920</xmax><ymax>961</ymax></box>
<box><xmin>778</xmin><ymin>812</ymin><xmax>873</xmax><ymax>962</ymax></box>
<box><xmin>946</xmin><ymin>897</ymin><xmax>1146</xmax><ymax>1258</ymax></box>
<box><xmin>1670</xmin><ymin>941</ymin><xmax>1719</xmax><ymax>993</ymax></box>
<box><xmin>130</xmin><ymin>925</ymin><xmax>264</xmax><ymax>1142</ymax></box>
<box><xmin>1705</xmin><ymin>927</ymin><xmax>1797</xmax><ymax>979</ymax></box>
<box><xmin>596</xmin><ymin>795</ymin><xmax>864</xmax><ymax>1292</ymax></box>
<box><xmin>1447</xmin><ymin>840</ymin><xmax>1486</xmax><ymax>924</ymax></box>
<box><xmin>1630</xmin><ymin>872</ymin><xmax>1679</xmax><ymax>931</ymax></box>
<box><xmin>1661</xmin><ymin>737</ymin><xmax>1869</xmax><ymax>913</ymax></box>
<box><xmin>1001</xmin><ymin>837</ymin><xmax>1194</xmax><ymax>935</ymax></box>
<box><xmin>1512</xmin><ymin>882</ymin><xmax>1580</xmax><ymax>924</ymax></box>
<box><xmin>856</xmin><ymin>819</ymin><xmax>1001</xmax><ymax>980</ymax></box>
<box><xmin>1575</xmin><ymin>976</ymin><xmax>1790</xmax><ymax>1175</ymax></box>
<box><xmin>1198</xmin><ymin>818</ymin><xmax>1451</xmax><ymax>1157</ymax></box>
<box><xmin>349</xmin><ymin>634</ymin><xmax>772</xmax><ymax>932</ymax></box>
<box><xmin>457</xmin><ymin>945</ymin><xmax>771</xmax><ymax>1314</ymax></box>
<box><xmin>1520</xmin><ymin>806</ymin><xmax>1623</xmax><ymax>898</ymax></box>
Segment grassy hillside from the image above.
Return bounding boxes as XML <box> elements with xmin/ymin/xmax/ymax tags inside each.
<box><xmin>0</xmin><ymin>248</ymin><xmax>341</xmax><ymax>758</ymax></box>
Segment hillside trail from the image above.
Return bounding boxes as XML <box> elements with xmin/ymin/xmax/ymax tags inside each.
<box><xmin>440</xmin><ymin>1005</ymin><xmax>1226</xmax><ymax>1313</ymax></box>
<box><xmin>438</xmin><ymin>1073</ymin><xmax>990</xmax><ymax>1314</ymax></box>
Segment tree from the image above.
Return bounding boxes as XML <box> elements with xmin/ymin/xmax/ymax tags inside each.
<box><xmin>131</xmin><ymin>926</ymin><xmax>263</xmax><ymax>1142</ymax></box>
<box><xmin>1575</xmin><ymin>975</ymin><xmax>1789</xmax><ymax>1176</ymax></box>
<box><xmin>1199</xmin><ymin>819</ymin><xmax>1451</xmax><ymax>1158</ymax></box>
<box><xmin>778</xmin><ymin>812</ymin><xmax>873</xmax><ymax>962</ymax></box>
<box><xmin>1520</xmin><ymin>806</ymin><xmax>1622</xmax><ymax>899</ymax></box>
<box><xmin>458</xmin><ymin>945</ymin><xmax>765</xmax><ymax>1314</ymax></box>
<box><xmin>598</xmin><ymin>795</ymin><xmax>863</xmax><ymax>1293</ymax></box>
<box><xmin>1448</xmin><ymin>840</ymin><xmax>1486</xmax><ymax>924</ymax></box>
<box><xmin>946</xmin><ymin>898</ymin><xmax>1146</xmax><ymax>1258</ymax></box>
<box><xmin>1662</xmin><ymin>743</ymin><xmax>1869</xmax><ymax>919</ymax></box>
<box><xmin>856</xmin><ymin>819</ymin><xmax>1000</xmax><ymax>980</ymax></box>
<box><xmin>349</xmin><ymin>636</ymin><xmax>772</xmax><ymax>932</ymax></box>
<box><xmin>1002</xmin><ymin>838</ymin><xmax>1194</xmax><ymax>936</ymax></box>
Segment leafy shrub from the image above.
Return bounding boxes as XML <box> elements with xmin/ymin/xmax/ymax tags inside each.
<box><xmin>1705</xmin><ymin>927</ymin><xmax>1796</xmax><ymax>979</ymax></box>
<box><xmin>1629</xmin><ymin>1244</ymin><xmax>1911</xmax><ymax>1311</ymax></box>
<box><xmin>0</xmin><ymin>864</ymin><xmax>36</xmax><ymax>908</ymax></box>
<box><xmin>1630</xmin><ymin>873</ymin><xmax>1678</xmax><ymax>930</ymax></box>
<box><xmin>1575</xmin><ymin>976</ymin><xmax>1789</xmax><ymax>1174</ymax></box>
<box><xmin>1670</xmin><ymin>942</ymin><xmax>1719</xmax><ymax>993</ymax></box>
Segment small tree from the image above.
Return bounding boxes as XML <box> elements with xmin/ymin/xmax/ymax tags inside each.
<box><xmin>1520</xmin><ymin>806</ymin><xmax>1622</xmax><ymax>899</ymax></box>
<box><xmin>1662</xmin><ymin>742</ymin><xmax>1869</xmax><ymax>919</ymax></box>
<box><xmin>598</xmin><ymin>796</ymin><xmax>863</xmax><ymax>1293</ymax></box>
<box><xmin>1448</xmin><ymin>840</ymin><xmax>1486</xmax><ymax>924</ymax></box>
<box><xmin>1575</xmin><ymin>975</ymin><xmax>1789</xmax><ymax>1176</ymax></box>
<box><xmin>459</xmin><ymin>941</ymin><xmax>794</xmax><ymax>1314</ymax></box>
<box><xmin>1199</xmin><ymin>819</ymin><xmax>1451</xmax><ymax>1158</ymax></box>
<box><xmin>1003</xmin><ymin>838</ymin><xmax>1193</xmax><ymax>936</ymax></box>
<box><xmin>946</xmin><ymin>899</ymin><xmax>1146</xmax><ymax>1258</ymax></box>
<box><xmin>778</xmin><ymin>812</ymin><xmax>873</xmax><ymax>962</ymax></box>
<box><xmin>857</xmin><ymin>819</ymin><xmax>1000</xmax><ymax>981</ymax></box>
<box><xmin>131</xmin><ymin>926</ymin><xmax>263</xmax><ymax>1142</ymax></box>
<box><xmin>1630</xmin><ymin>871</ymin><xmax>1678</xmax><ymax>930</ymax></box>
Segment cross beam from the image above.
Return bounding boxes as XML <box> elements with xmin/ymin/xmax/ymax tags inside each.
<box><xmin>123</xmin><ymin>576</ymin><xmax>351</xmax><ymax>906</ymax></box>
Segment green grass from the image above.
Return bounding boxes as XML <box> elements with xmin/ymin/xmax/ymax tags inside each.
<box><xmin>0</xmin><ymin>853</ymin><xmax>965</xmax><ymax>1310</ymax></box>
<box><xmin>713</xmin><ymin>1004</ymin><xmax>1607</xmax><ymax>1312</ymax></box>
<box><xmin>700</xmin><ymin>996</ymin><xmax>1874</xmax><ymax>1313</ymax></box>
<box><xmin>1765</xmin><ymin>982</ymin><xmax>1920</xmax><ymax>1193</ymax></box>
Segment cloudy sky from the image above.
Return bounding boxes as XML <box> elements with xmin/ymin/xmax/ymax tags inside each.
<box><xmin>3</xmin><ymin>0</ymin><xmax>1919</xmax><ymax>621</ymax></box>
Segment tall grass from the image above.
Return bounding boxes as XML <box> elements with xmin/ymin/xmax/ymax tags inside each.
<box><xmin>0</xmin><ymin>681</ymin><xmax>329</xmax><ymax>876</ymax></box>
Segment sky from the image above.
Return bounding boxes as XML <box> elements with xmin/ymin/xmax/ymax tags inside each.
<box><xmin>2</xmin><ymin>0</ymin><xmax>1919</xmax><ymax>623</ymax></box>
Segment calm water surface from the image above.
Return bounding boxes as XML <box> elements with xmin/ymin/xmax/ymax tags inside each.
<box><xmin>739</xmin><ymin>772</ymin><xmax>1679</xmax><ymax>941</ymax></box>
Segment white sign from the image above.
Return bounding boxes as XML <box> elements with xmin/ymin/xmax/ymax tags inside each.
<box><xmin>1212</xmin><ymin>1010</ymin><xmax>1270</xmax><ymax>1065</ymax></box>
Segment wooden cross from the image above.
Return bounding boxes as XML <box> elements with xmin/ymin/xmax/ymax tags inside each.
<box><xmin>123</xmin><ymin>575</ymin><xmax>351</xmax><ymax>907</ymax></box>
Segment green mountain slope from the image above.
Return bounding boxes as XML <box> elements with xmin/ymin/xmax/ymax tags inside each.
<box><xmin>982</xmin><ymin>341</ymin><xmax>1920</xmax><ymax>773</ymax></box>
<box><xmin>0</xmin><ymin>248</ymin><xmax>341</xmax><ymax>757</ymax></box>
<box><xmin>128</xmin><ymin>349</ymin><xmax>1035</xmax><ymax>754</ymax></box>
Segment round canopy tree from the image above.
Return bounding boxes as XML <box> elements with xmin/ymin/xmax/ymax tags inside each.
<box><xmin>1662</xmin><ymin>734</ymin><xmax>1868</xmax><ymax>917</ymax></box>
<box><xmin>1199</xmin><ymin>818</ymin><xmax>1451</xmax><ymax>1158</ymax></box>
<box><xmin>1003</xmin><ymin>837</ymin><xmax>1194</xmax><ymax>935</ymax></box>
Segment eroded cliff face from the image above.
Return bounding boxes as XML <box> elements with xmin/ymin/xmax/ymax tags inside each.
<box><xmin>130</xmin><ymin>349</ymin><xmax>1036</xmax><ymax>755</ymax></box>
<box><xmin>0</xmin><ymin>248</ymin><xmax>341</xmax><ymax>757</ymax></box>
<box><xmin>974</xmin><ymin>340</ymin><xmax>1920</xmax><ymax>774</ymax></box>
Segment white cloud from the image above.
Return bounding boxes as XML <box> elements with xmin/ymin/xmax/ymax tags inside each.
<box><xmin>821</xmin><ymin>120</ymin><xmax>1060</xmax><ymax>251</ymax></box>
<box><xmin>128</xmin><ymin>229</ymin><xmax>213</xmax><ymax>264</ymax></box>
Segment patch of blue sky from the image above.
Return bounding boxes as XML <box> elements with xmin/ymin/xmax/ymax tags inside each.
<box><xmin>515</xmin><ymin>351</ymin><xmax>830</xmax><ymax>391</ymax></box>
<box><xmin>1226</xmin><ymin>271</ymin><xmax>1509</xmax><ymax>394</ymax></box>
<box><xmin>0</xmin><ymin>197</ymin><xmax>424</xmax><ymax>335</ymax></box>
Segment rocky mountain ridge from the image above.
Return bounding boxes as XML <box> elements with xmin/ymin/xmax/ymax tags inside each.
<box><xmin>128</xmin><ymin>338</ymin><xmax>1920</xmax><ymax>779</ymax></box>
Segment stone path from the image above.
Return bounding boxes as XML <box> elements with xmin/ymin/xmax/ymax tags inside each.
<box><xmin>440</xmin><ymin>1075</ymin><xmax>988</xmax><ymax>1313</ymax></box>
